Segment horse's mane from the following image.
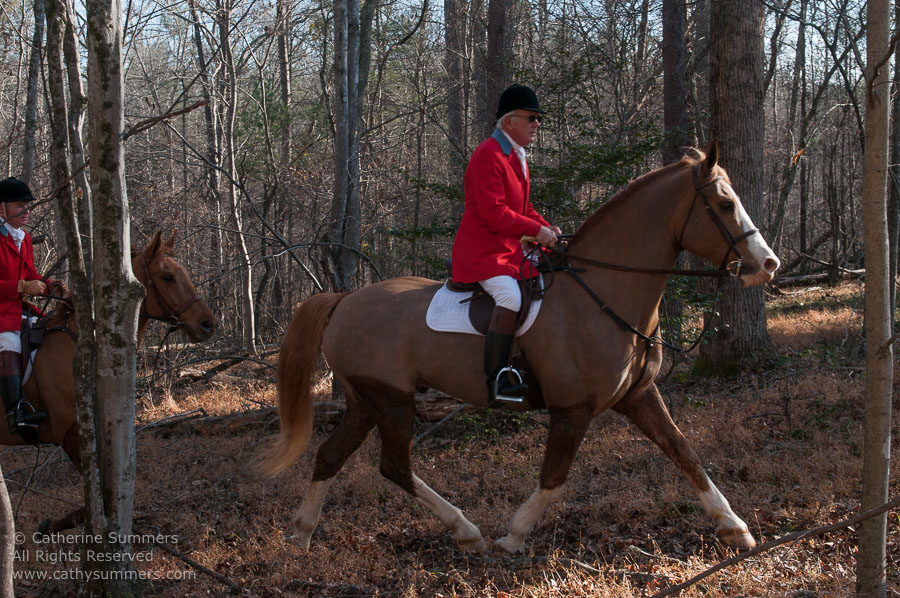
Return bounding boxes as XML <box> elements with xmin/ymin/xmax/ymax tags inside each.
<box><xmin>573</xmin><ymin>149</ymin><xmax>705</xmax><ymax>241</ymax></box>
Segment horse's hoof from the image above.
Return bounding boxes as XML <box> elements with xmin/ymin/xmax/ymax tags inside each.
<box><xmin>717</xmin><ymin>526</ymin><xmax>756</xmax><ymax>549</ymax></box>
<box><xmin>456</xmin><ymin>535</ymin><xmax>488</xmax><ymax>554</ymax></box>
<box><xmin>286</xmin><ymin>532</ymin><xmax>313</xmax><ymax>550</ymax></box>
<box><xmin>493</xmin><ymin>534</ymin><xmax>523</xmax><ymax>554</ymax></box>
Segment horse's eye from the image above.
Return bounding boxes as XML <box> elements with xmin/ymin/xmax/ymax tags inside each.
<box><xmin>719</xmin><ymin>201</ymin><xmax>735</xmax><ymax>214</ymax></box>
<box><xmin>162</xmin><ymin>273</ymin><xmax>175</xmax><ymax>282</ymax></box>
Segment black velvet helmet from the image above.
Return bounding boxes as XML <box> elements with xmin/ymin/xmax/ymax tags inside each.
<box><xmin>0</xmin><ymin>177</ymin><xmax>35</xmax><ymax>203</ymax></box>
<box><xmin>496</xmin><ymin>85</ymin><xmax>546</xmax><ymax>119</ymax></box>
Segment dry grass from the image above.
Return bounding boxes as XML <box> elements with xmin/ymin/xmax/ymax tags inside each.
<box><xmin>3</xmin><ymin>280</ymin><xmax>899</xmax><ymax>597</ymax></box>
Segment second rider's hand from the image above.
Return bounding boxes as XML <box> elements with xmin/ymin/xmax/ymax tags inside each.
<box><xmin>536</xmin><ymin>225</ymin><xmax>558</xmax><ymax>247</ymax></box>
<box><xmin>18</xmin><ymin>279</ymin><xmax>47</xmax><ymax>296</ymax></box>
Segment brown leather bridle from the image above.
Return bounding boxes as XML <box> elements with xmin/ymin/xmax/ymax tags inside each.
<box><xmin>557</xmin><ymin>165</ymin><xmax>760</xmax><ymax>278</ymax></box>
<box><xmin>678</xmin><ymin>165</ymin><xmax>761</xmax><ymax>277</ymax></box>
<box><xmin>137</xmin><ymin>252</ymin><xmax>202</xmax><ymax>328</ymax></box>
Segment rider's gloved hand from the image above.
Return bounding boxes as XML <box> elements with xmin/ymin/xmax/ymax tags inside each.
<box><xmin>18</xmin><ymin>279</ymin><xmax>46</xmax><ymax>296</ymax></box>
<box><xmin>536</xmin><ymin>225</ymin><xmax>559</xmax><ymax>247</ymax></box>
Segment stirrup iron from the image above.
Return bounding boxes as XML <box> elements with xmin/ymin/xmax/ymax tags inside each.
<box><xmin>492</xmin><ymin>366</ymin><xmax>525</xmax><ymax>404</ymax></box>
<box><xmin>14</xmin><ymin>400</ymin><xmax>44</xmax><ymax>429</ymax></box>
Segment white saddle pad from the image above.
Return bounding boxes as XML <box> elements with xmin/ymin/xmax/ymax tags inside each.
<box><xmin>425</xmin><ymin>281</ymin><xmax>542</xmax><ymax>337</ymax></box>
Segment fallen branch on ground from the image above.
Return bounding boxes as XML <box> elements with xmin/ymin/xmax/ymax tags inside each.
<box><xmin>134</xmin><ymin>526</ymin><xmax>242</xmax><ymax>594</ymax></box>
<box><xmin>651</xmin><ymin>495</ymin><xmax>900</xmax><ymax>597</ymax></box>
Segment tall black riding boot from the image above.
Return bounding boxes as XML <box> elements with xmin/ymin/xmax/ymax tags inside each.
<box><xmin>0</xmin><ymin>350</ymin><xmax>44</xmax><ymax>435</ymax></box>
<box><xmin>484</xmin><ymin>307</ymin><xmax>529</xmax><ymax>405</ymax></box>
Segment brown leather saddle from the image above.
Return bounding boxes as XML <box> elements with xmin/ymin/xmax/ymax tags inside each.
<box><xmin>444</xmin><ymin>271</ymin><xmax>544</xmax><ymax>335</ymax></box>
<box><xmin>443</xmin><ymin>262</ymin><xmax>547</xmax><ymax>409</ymax></box>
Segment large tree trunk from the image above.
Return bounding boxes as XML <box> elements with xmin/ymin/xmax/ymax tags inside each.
<box><xmin>856</xmin><ymin>1</ymin><xmax>892</xmax><ymax>594</ymax></box>
<box><xmin>82</xmin><ymin>0</ymin><xmax>149</xmax><ymax>592</ymax></box>
<box><xmin>697</xmin><ymin>0</ymin><xmax>774</xmax><ymax>374</ymax></box>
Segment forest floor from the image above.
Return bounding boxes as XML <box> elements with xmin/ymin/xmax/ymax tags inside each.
<box><xmin>3</xmin><ymin>279</ymin><xmax>899</xmax><ymax>597</ymax></box>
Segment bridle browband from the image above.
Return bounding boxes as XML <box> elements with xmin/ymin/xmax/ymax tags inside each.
<box><xmin>137</xmin><ymin>251</ymin><xmax>202</xmax><ymax>328</ymax></box>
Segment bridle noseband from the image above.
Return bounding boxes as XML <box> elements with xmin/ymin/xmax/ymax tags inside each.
<box><xmin>138</xmin><ymin>252</ymin><xmax>202</xmax><ymax>329</ymax></box>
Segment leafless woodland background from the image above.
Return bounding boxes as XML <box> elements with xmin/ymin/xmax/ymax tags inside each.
<box><xmin>0</xmin><ymin>0</ymin><xmax>876</xmax><ymax>353</ymax></box>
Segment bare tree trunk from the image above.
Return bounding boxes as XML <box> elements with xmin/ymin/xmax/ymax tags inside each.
<box><xmin>483</xmin><ymin>0</ymin><xmax>513</xmax><ymax>136</ymax></box>
<box><xmin>327</xmin><ymin>0</ymin><xmax>361</xmax><ymax>292</ymax></box>
<box><xmin>888</xmin><ymin>0</ymin><xmax>900</xmax><ymax>328</ymax></box>
<box><xmin>445</xmin><ymin>0</ymin><xmax>466</xmax><ymax>175</ymax></box>
<box><xmin>45</xmin><ymin>0</ymin><xmax>70</xmax><ymax>251</ymax></box>
<box><xmin>277</xmin><ymin>0</ymin><xmax>292</xmax><ymax>163</ymax></box>
<box><xmin>697</xmin><ymin>0</ymin><xmax>774</xmax><ymax>374</ymax></box>
<box><xmin>218</xmin><ymin>0</ymin><xmax>256</xmax><ymax>352</ymax></box>
<box><xmin>62</xmin><ymin>0</ymin><xmax>92</xmax><ymax>275</ymax></box>
<box><xmin>21</xmin><ymin>0</ymin><xmax>45</xmax><ymax>183</ymax></box>
<box><xmin>662</xmin><ymin>0</ymin><xmax>688</xmax><ymax>164</ymax></box>
<box><xmin>856</xmin><ymin>0</ymin><xmax>892</xmax><ymax>594</ymax></box>
<box><xmin>188</xmin><ymin>0</ymin><xmax>224</xmax><ymax>313</ymax></box>
<box><xmin>0</xmin><ymin>465</ymin><xmax>12</xmax><ymax>598</ymax></box>
<box><xmin>83</xmin><ymin>0</ymin><xmax>149</xmax><ymax>592</ymax></box>
<box><xmin>687</xmin><ymin>0</ymin><xmax>709</xmax><ymax>143</ymax></box>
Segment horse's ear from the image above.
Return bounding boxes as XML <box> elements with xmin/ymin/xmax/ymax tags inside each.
<box><xmin>165</xmin><ymin>229</ymin><xmax>176</xmax><ymax>248</ymax></box>
<box><xmin>703</xmin><ymin>139</ymin><xmax>719</xmax><ymax>170</ymax></box>
<box><xmin>145</xmin><ymin>231</ymin><xmax>162</xmax><ymax>258</ymax></box>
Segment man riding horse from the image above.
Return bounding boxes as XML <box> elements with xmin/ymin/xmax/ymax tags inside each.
<box><xmin>0</xmin><ymin>177</ymin><xmax>63</xmax><ymax>435</ymax></box>
<box><xmin>450</xmin><ymin>84</ymin><xmax>562</xmax><ymax>404</ymax></box>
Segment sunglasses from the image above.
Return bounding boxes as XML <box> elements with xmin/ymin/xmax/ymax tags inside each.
<box><xmin>511</xmin><ymin>114</ymin><xmax>543</xmax><ymax>124</ymax></box>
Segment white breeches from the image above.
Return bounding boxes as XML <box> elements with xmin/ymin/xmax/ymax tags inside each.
<box><xmin>0</xmin><ymin>331</ymin><xmax>21</xmax><ymax>354</ymax></box>
<box><xmin>480</xmin><ymin>275</ymin><xmax>521</xmax><ymax>312</ymax></box>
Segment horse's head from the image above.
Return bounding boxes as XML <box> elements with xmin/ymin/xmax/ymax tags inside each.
<box><xmin>676</xmin><ymin>141</ymin><xmax>780</xmax><ymax>286</ymax></box>
<box><xmin>134</xmin><ymin>231</ymin><xmax>217</xmax><ymax>342</ymax></box>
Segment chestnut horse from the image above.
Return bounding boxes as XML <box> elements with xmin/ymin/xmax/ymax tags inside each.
<box><xmin>260</xmin><ymin>142</ymin><xmax>780</xmax><ymax>553</ymax></box>
<box><xmin>2</xmin><ymin>231</ymin><xmax>216</xmax><ymax>532</ymax></box>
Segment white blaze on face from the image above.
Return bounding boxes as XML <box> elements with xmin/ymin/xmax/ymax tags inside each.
<box><xmin>716</xmin><ymin>180</ymin><xmax>781</xmax><ymax>285</ymax></box>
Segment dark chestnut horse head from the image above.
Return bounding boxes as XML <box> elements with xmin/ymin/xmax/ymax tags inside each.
<box><xmin>2</xmin><ymin>231</ymin><xmax>216</xmax><ymax>533</ymax></box>
<box><xmin>134</xmin><ymin>231</ymin><xmax>217</xmax><ymax>344</ymax></box>
<box><xmin>260</xmin><ymin>141</ymin><xmax>779</xmax><ymax>555</ymax></box>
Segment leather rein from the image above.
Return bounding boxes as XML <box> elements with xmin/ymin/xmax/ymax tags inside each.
<box><xmin>137</xmin><ymin>252</ymin><xmax>202</xmax><ymax>329</ymax></box>
<box><xmin>557</xmin><ymin>165</ymin><xmax>760</xmax><ymax>279</ymax></box>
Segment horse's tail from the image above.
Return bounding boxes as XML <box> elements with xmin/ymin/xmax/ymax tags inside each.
<box><xmin>257</xmin><ymin>292</ymin><xmax>347</xmax><ymax>477</ymax></box>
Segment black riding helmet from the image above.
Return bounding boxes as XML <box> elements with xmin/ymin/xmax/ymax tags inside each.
<box><xmin>0</xmin><ymin>177</ymin><xmax>35</xmax><ymax>203</ymax></box>
<box><xmin>496</xmin><ymin>85</ymin><xmax>547</xmax><ymax>119</ymax></box>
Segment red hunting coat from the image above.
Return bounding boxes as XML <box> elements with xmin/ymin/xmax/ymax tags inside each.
<box><xmin>0</xmin><ymin>227</ymin><xmax>41</xmax><ymax>333</ymax></box>
<box><xmin>451</xmin><ymin>130</ymin><xmax>551</xmax><ymax>283</ymax></box>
